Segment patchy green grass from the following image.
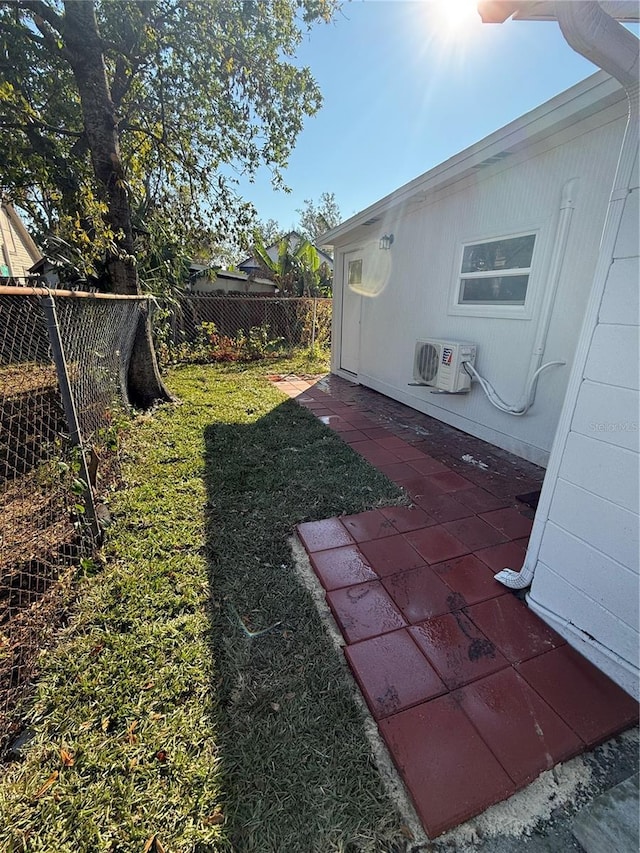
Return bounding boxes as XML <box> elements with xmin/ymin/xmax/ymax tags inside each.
<box><xmin>0</xmin><ymin>357</ymin><xmax>409</xmax><ymax>852</ymax></box>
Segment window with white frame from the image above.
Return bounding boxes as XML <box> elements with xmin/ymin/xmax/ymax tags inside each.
<box><xmin>456</xmin><ymin>234</ymin><xmax>536</xmax><ymax>307</ymax></box>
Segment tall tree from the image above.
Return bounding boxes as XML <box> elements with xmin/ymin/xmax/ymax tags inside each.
<box><xmin>297</xmin><ymin>191</ymin><xmax>341</xmax><ymax>246</ymax></box>
<box><xmin>0</xmin><ymin>0</ymin><xmax>337</xmax><ymax>405</ymax></box>
<box><xmin>253</xmin><ymin>217</ymin><xmax>285</xmax><ymax>248</ymax></box>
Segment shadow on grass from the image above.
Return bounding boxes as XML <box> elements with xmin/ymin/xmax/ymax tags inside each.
<box><xmin>201</xmin><ymin>396</ymin><xmax>408</xmax><ymax>853</ymax></box>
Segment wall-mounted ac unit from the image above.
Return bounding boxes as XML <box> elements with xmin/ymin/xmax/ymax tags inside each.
<box><xmin>413</xmin><ymin>339</ymin><xmax>477</xmax><ymax>393</ymax></box>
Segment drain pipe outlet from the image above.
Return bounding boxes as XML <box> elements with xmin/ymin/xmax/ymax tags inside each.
<box><xmin>494</xmin><ymin>1</ymin><xmax>639</xmax><ymax>591</ymax></box>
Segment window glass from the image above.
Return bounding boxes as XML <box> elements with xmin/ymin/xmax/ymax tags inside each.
<box><xmin>459</xmin><ymin>275</ymin><xmax>529</xmax><ymax>305</ymax></box>
<box><xmin>461</xmin><ymin>235</ymin><xmax>535</xmax><ymax>274</ymax></box>
<box><xmin>348</xmin><ymin>259</ymin><xmax>362</xmax><ymax>286</ymax></box>
<box><xmin>457</xmin><ymin>234</ymin><xmax>535</xmax><ymax>307</ymax></box>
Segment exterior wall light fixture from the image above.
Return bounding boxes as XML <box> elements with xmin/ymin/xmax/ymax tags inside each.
<box><xmin>379</xmin><ymin>234</ymin><xmax>394</xmax><ymax>250</ymax></box>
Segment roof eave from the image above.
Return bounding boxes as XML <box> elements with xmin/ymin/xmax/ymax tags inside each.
<box><xmin>321</xmin><ymin>69</ymin><xmax>622</xmax><ymax>245</ymax></box>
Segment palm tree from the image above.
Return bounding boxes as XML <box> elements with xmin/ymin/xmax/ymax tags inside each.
<box><xmin>252</xmin><ymin>232</ymin><xmax>329</xmax><ymax>296</ymax></box>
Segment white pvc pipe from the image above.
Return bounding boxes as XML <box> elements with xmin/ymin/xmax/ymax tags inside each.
<box><xmin>527</xmin><ymin>177</ymin><xmax>577</xmax><ymax>382</ymax></box>
<box><xmin>494</xmin><ymin>1</ymin><xmax>639</xmax><ymax>589</ymax></box>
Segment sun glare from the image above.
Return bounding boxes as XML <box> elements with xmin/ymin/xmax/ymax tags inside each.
<box><xmin>429</xmin><ymin>0</ymin><xmax>483</xmax><ymax>42</ymax></box>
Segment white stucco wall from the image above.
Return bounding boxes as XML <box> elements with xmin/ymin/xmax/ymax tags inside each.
<box><xmin>528</xmin><ymin>150</ymin><xmax>639</xmax><ymax>699</ymax></box>
<box><xmin>332</xmin><ymin>90</ymin><xmax>627</xmax><ymax>466</ymax></box>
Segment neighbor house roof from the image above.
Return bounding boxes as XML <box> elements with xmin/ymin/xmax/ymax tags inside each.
<box><xmin>189</xmin><ymin>266</ymin><xmax>277</xmax><ymax>290</ymax></box>
<box><xmin>321</xmin><ymin>70</ymin><xmax>624</xmax><ymax>246</ymax></box>
<box><xmin>238</xmin><ymin>231</ymin><xmax>334</xmax><ymax>273</ymax></box>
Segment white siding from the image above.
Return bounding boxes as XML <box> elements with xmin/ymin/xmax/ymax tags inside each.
<box><xmin>330</xmin><ymin>74</ymin><xmax>639</xmax><ymax>694</ymax></box>
<box><xmin>546</xmin><ymin>479</ymin><xmax>639</xmax><ymax>569</ymax></box>
<box><xmin>584</xmin><ymin>324</ymin><xmax>639</xmax><ymax>390</ymax></box>
<box><xmin>532</xmin><ymin>561</ymin><xmax>639</xmax><ymax>669</ymax></box>
<box><xmin>599</xmin><ymin>256</ymin><xmax>639</xmax><ymax>325</ymax></box>
<box><xmin>613</xmin><ymin>187</ymin><xmax>639</xmax><ymax>258</ymax></box>
<box><xmin>572</xmin><ymin>381</ymin><xmax>639</xmax><ymax>452</ymax></box>
<box><xmin>559</xmin><ymin>432</ymin><xmax>638</xmax><ymax>512</ymax></box>
<box><xmin>0</xmin><ymin>207</ymin><xmax>38</xmax><ymax>277</ymax></box>
<box><xmin>539</xmin><ymin>524</ymin><xmax>639</xmax><ymax>631</ymax></box>
<box><xmin>530</xmin><ymin>147</ymin><xmax>639</xmax><ymax>698</ymax></box>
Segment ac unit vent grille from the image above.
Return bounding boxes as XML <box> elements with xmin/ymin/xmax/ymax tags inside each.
<box><xmin>412</xmin><ymin>339</ymin><xmax>477</xmax><ymax>393</ymax></box>
<box><xmin>415</xmin><ymin>343</ymin><xmax>439</xmax><ymax>383</ymax></box>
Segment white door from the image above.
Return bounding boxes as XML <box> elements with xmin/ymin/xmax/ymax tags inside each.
<box><xmin>340</xmin><ymin>251</ymin><xmax>363</xmax><ymax>374</ymax></box>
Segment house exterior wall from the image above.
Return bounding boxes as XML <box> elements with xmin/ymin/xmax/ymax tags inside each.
<box><xmin>332</xmin><ymin>99</ymin><xmax>627</xmax><ymax>466</ymax></box>
<box><xmin>191</xmin><ymin>278</ymin><xmax>277</xmax><ymax>295</ymax></box>
<box><xmin>528</xmin><ymin>142</ymin><xmax>639</xmax><ymax>699</ymax></box>
<box><xmin>0</xmin><ymin>205</ymin><xmax>39</xmax><ymax>277</ymax></box>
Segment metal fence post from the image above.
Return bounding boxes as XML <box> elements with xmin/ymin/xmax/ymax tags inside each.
<box><xmin>41</xmin><ymin>294</ymin><xmax>101</xmax><ymax>541</ymax></box>
<box><xmin>311</xmin><ymin>297</ymin><xmax>317</xmax><ymax>348</ymax></box>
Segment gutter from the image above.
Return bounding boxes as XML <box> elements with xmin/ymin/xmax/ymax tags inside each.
<box><xmin>493</xmin><ymin>1</ymin><xmax>639</xmax><ymax>590</ymax></box>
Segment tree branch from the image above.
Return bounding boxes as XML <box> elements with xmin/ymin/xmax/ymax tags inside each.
<box><xmin>0</xmin><ymin>115</ymin><xmax>83</xmax><ymax>138</ymax></box>
<box><xmin>11</xmin><ymin>0</ymin><xmax>63</xmax><ymax>33</ymax></box>
<box><xmin>120</xmin><ymin>121</ymin><xmax>192</xmax><ymax>169</ymax></box>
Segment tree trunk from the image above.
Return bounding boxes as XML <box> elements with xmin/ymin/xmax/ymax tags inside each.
<box><xmin>63</xmin><ymin>0</ymin><xmax>173</xmax><ymax>407</ymax></box>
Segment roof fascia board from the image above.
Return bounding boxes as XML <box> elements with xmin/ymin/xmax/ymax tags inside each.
<box><xmin>322</xmin><ymin>70</ymin><xmax>622</xmax><ymax>244</ymax></box>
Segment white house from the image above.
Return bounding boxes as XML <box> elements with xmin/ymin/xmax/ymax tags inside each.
<box><xmin>324</xmin><ymin>71</ymin><xmax>628</xmax><ymax>468</ymax></box>
<box><xmin>324</xmin><ymin>5</ymin><xmax>638</xmax><ymax>698</ymax></box>
<box><xmin>0</xmin><ymin>203</ymin><xmax>41</xmax><ymax>278</ymax></box>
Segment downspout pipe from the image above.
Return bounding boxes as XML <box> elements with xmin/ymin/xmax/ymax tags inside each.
<box><xmin>494</xmin><ymin>1</ymin><xmax>639</xmax><ymax>590</ymax></box>
<box><xmin>556</xmin><ymin>1</ymin><xmax>639</xmax><ymax>90</ymax></box>
<box><xmin>526</xmin><ymin>177</ymin><xmax>577</xmax><ymax>394</ymax></box>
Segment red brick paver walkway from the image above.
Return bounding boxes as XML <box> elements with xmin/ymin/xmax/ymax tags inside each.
<box><xmin>272</xmin><ymin>374</ymin><xmax>639</xmax><ymax>839</ymax></box>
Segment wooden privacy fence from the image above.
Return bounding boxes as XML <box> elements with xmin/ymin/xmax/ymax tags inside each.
<box><xmin>0</xmin><ymin>283</ymin><xmax>146</xmax><ymax>752</ymax></box>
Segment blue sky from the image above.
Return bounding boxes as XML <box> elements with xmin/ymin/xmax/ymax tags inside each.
<box><xmin>235</xmin><ymin>0</ymin><xmax>611</xmax><ymax>230</ymax></box>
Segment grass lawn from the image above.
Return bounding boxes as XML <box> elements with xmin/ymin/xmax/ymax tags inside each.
<box><xmin>0</xmin><ymin>353</ymin><xmax>410</xmax><ymax>852</ymax></box>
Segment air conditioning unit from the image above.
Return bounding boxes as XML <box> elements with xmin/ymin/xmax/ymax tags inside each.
<box><xmin>413</xmin><ymin>339</ymin><xmax>477</xmax><ymax>393</ymax></box>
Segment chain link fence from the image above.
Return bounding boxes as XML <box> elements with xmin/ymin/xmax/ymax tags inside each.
<box><xmin>0</xmin><ymin>284</ymin><xmax>145</xmax><ymax>750</ymax></box>
<box><xmin>1</xmin><ymin>287</ymin><xmax>332</xmax><ymax>749</ymax></box>
<box><xmin>157</xmin><ymin>295</ymin><xmax>332</xmax><ymax>363</ymax></box>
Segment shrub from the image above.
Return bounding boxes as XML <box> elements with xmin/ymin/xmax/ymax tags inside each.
<box><xmin>197</xmin><ymin>321</ymin><xmax>284</xmax><ymax>363</ymax></box>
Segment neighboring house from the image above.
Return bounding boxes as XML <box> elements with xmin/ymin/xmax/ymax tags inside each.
<box><xmin>28</xmin><ymin>256</ymin><xmax>62</xmax><ymax>287</ymax></box>
<box><xmin>238</xmin><ymin>230</ymin><xmax>334</xmax><ymax>277</ymax></box>
<box><xmin>0</xmin><ymin>203</ymin><xmax>41</xmax><ymax>278</ymax></box>
<box><xmin>323</xmin><ymin>6</ymin><xmax>638</xmax><ymax>698</ymax></box>
<box><xmin>188</xmin><ymin>266</ymin><xmax>278</xmax><ymax>295</ymax></box>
